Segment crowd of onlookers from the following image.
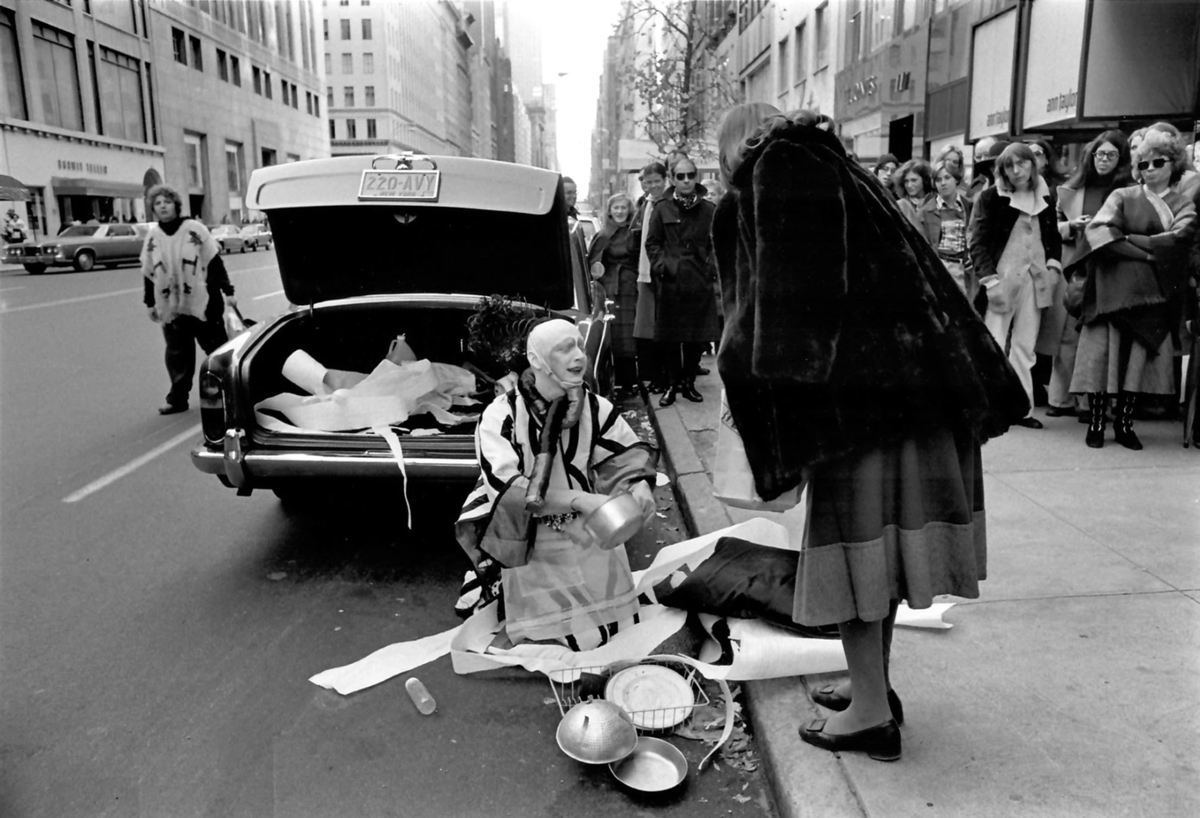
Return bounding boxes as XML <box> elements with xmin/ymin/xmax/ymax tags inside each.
<box><xmin>582</xmin><ymin>119</ymin><xmax>1199</xmax><ymax>452</ymax></box>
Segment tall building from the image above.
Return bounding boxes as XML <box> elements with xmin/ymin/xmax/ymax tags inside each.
<box><xmin>149</xmin><ymin>0</ymin><xmax>328</xmax><ymax>224</ymax></box>
<box><xmin>324</xmin><ymin>0</ymin><xmax>475</xmax><ymax>157</ymax></box>
<box><xmin>0</xmin><ymin>0</ymin><xmax>164</xmax><ymax>236</ymax></box>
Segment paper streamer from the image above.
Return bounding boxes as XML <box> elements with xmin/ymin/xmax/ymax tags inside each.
<box><xmin>281</xmin><ymin>350</ymin><xmax>331</xmax><ymax>396</ymax></box>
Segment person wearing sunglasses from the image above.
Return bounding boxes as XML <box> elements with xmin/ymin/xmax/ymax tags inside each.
<box><xmin>968</xmin><ymin>142</ymin><xmax>1064</xmax><ymax>430</ymax></box>
<box><xmin>1048</xmin><ymin>131</ymin><xmax>1134</xmax><ymax>422</ymax></box>
<box><xmin>643</xmin><ymin>157</ymin><xmax>719</xmax><ymax>406</ymax></box>
<box><xmin>1072</xmin><ymin>129</ymin><xmax>1197</xmax><ymax>449</ymax></box>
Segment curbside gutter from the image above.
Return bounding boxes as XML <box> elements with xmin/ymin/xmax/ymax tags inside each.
<box><xmin>642</xmin><ymin>387</ymin><xmax>868</xmax><ymax>818</ymax></box>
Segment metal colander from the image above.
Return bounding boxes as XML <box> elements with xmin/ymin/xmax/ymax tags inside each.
<box><xmin>555</xmin><ymin>699</ymin><xmax>639</xmax><ymax>764</ymax></box>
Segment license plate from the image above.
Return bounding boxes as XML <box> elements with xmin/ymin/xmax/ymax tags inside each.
<box><xmin>358</xmin><ymin>169</ymin><xmax>440</xmax><ymax>201</ymax></box>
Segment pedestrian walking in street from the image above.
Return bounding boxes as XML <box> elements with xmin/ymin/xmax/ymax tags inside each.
<box><xmin>1048</xmin><ymin>131</ymin><xmax>1134</xmax><ymax>421</ymax></box>
<box><xmin>920</xmin><ymin>159</ymin><xmax>975</xmax><ymax>297</ymax></box>
<box><xmin>631</xmin><ymin>162</ymin><xmax>669</xmax><ymax>393</ymax></box>
<box><xmin>894</xmin><ymin>158</ymin><xmax>934</xmax><ymax>231</ymax></box>
<box><xmin>644</xmin><ymin>157</ymin><xmax>719</xmax><ymax>407</ymax></box>
<box><xmin>587</xmin><ymin>192</ymin><xmax>639</xmax><ymax>392</ymax></box>
<box><xmin>142</xmin><ymin>183</ymin><xmax>236</xmax><ymax>415</ymax></box>
<box><xmin>713</xmin><ymin>104</ymin><xmax>1028</xmax><ymax>763</ymax></box>
<box><xmin>453</xmin><ymin>319</ymin><xmax>657</xmax><ymax>648</ymax></box>
<box><xmin>968</xmin><ymin>142</ymin><xmax>1064</xmax><ymax>429</ymax></box>
<box><xmin>1071</xmin><ymin>129</ymin><xmax>1197</xmax><ymax>449</ymax></box>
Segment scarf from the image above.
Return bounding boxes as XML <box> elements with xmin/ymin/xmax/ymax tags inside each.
<box><xmin>637</xmin><ymin>197</ymin><xmax>654</xmax><ymax>284</ymax></box>
<box><xmin>673</xmin><ymin>190</ymin><xmax>700</xmax><ymax>210</ymax></box>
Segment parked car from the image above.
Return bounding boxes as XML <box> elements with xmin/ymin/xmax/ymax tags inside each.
<box><xmin>2</xmin><ymin>239</ymin><xmax>46</xmax><ymax>274</ymax></box>
<box><xmin>191</xmin><ymin>154</ymin><xmax>613</xmax><ymax>501</ymax></box>
<box><xmin>32</xmin><ymin>223</ymin><xmax>150</xmax><ymax>273</ymax></box>
<box><xmin>211</xmin><ymin>224</ymin><xmax>249</xmax><ymax>254</ymax></box>
<box><xmin>239</xmin><ymin>223</ymin><xmax>272</xmax><ymax>251</ymax></box>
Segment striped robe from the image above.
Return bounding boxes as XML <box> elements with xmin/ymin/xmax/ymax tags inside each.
<box><xmin>455</xmin><ymin>388</ymin><xmax>657</xmax><ymax>647</ymax></box>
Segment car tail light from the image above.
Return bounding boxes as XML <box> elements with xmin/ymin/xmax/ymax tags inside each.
<box><xmin>199</xmin><ymin>370</ymin><xmax>226</xmax><ymax>445</ymax></box>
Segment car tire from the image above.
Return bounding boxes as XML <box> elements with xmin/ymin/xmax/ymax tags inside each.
<box><xmin>74</xmin><ymin>251</ymin><xmax>95</xmax><ymax>272</ymax></box>
<box><xmin>24</xmin><ymin>263</ymin><xmax>46</xmax><ymax>275</ymax></box>
<box><xmin>240</xmin><ymin>244</ymin><xmax>247</xmax><ymax>253</ymax></box>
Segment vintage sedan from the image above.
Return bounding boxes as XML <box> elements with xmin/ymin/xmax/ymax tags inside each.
<box><xmin>34</xmin><ymin>223</ymin><xmax>149</xmax><ymax>272</ymax></box>
<box><xmin>211</xmin><ymin>224</ymin><xmax>249</xmax><ymax>253</ymax></box>
<box><xmin>191</xmin><ymin>154</ymin><xmax>613</xmax><ymax>501</ymax></box>
<box><xmin>239</xmin><ymin>223</ymin><xmax>273</xmax><ymax>250</ymax></box>
<box><xmin>2</xmin><ymin>239</ymin><xmax>47</xmax><ymax>274</ymax></box>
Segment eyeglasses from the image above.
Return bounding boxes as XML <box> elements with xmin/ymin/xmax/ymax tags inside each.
<box><xmin>1029</xmin><ymin>148</ymin><xmax>1045</xmax><ymax>157</ymax></box>
<box><xmin>674</xmin><ymin>171</ymin><xmax>697</xmax><ymax>180</ymax></box>
<box><xmin>1136</xmin><ymin>157</ymin><xmax>1169</xmax><ymax>171</ymax></box>
<box><xmin>1094</xmin><ymin>150</ymin><xmax>1120</xmax><ymax>161</ymax></box>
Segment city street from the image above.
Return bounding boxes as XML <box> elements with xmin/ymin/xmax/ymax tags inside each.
<box><xmin>0</xmin><ymin>255</ymin><xmax>774</xmax><ymax>818</ymax></box>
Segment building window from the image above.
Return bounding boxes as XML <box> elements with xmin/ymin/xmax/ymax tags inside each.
<box><xmin>324</xmin><ymin>52</ymin><xmax>332</xmax><ymax>74</ymax></box>
<box><xmin>291</xmin><ymin>82</ymin><xmax>299</xmax><ymax>109</ymax></box>
<box><xmin>323</xmin><ymin>19</ymin><xmax>329</xmax><ymax>41</ymax></box>
<box><xmin>313</xmin><ymin>96</ymin><xmax>319</xmax><ymax>116</ymax></box>
<box><xmin>326</xmin><ymin>85</ymin><xmax>333</xmax><ymax>107</ymax></box>
<box><xmin>366</xmin><ymin>118</ymin><xmax>376</xmax><ymax>139</ymax></box>
<box><xmin>329</xmin><ymin>118</ymin><xmax>336</xmax><ymax>139</ymax></box>
<box><xmin>0</xmin><ymin>10</ymin><xmax>29</xmax><ymax>119</ymax></box>
<box><xmin>184</xmin><ymin>132</ymin><xmax>205</xmax><ymax>190</ymax></box>
<box><xmin>226</xmin><ymin>141</ymin><xmax>245</xmax><ymax>195</ymax></box>
<box><xmin>847</xmin><ymin>11</ymin><xmax>862</xmax><ymax>66</ymax></box>
<box><xmin>795</xmin><ymin>22</ymin><xmax>807</xmax><ymax>81</ymax></box>
<box><xmin>346</xmin><ymin>118</ymin><xmax>356</xmax><ymax>139</ymax></box>
<box><xmin>305</xmin><ymin>91</ymin><xmax>313</xmax><ymax>114</ymax></box>
<box><xmin>231</xmin><ymin>55</ymin><xmax>241</xmax><ymax>86</ymax></box>
<box><xmin>341</xmin><ymin>53</ymin><xmax>352</xmax><ymax>73</ymax></box>
<box><xmin>172</xmin><ymin>28</ymin><xmax>186</xmax><ymax>64</ymax></box>
<box><xmin>189</xmin><ymin>35</ymin><xmax>203</xmax><ymax>71</ymax></box>
<box><xmin>217</xmin><ymin>48</ymin><xmax>228</xmax><ymax>81</ymax></box>
<box><xmin>815</xmin><ymin>4</ymin><xmax>829</xmax><ymax>69</ymax></box>
<box><xmin>778</xmin><ymin>36</ymin><xmax>789</xmax><ymax>92</ymax></box>
<box><xmin>344</xmin><ymin>86</ymin><xmax>354</xmax><ymax>106</ymax></box>
<box><xmin>87</xmin><ymin>41</ymin><xmax>101</xmax><ymax>134</ymax></box>
<box><xmin>145</xmin><ymin>60</ymin><xmax>156</xmax><ymax>142</ymax></box>
<box><xmin>98</xmin><ymin>46</ymin><xmax>147</xmax><ymax>141</ymax></box>
<box><xmin>264</xmin><ymin>70</ymin><xmax>273</xmax><ymax>99</ymax></box>
<box><xmin>287</xmin><ymin>153</ymin><xmax>300</xmax><ymax>163</ymax></box>
<box><xmin>340</xmin><ymin>19</ymin><xmax>350</xmax><ymax>39</ymax></box>
<box><xmin>339</xmin><ymin>0</ymin><xmax>349</xmax><ymax>5</ymax></box>
<box><xmin>362</xmin><ymin>19</ymin><xmax>372</xmax><ymax>39</ymax></box>
<box><xmin>362</xmin><ymin>53</ymin><xmax>373</xmax><ymax>74</ymax></box>
<box><xmin>31</xmin><ymin>22</ymin><xmax>84</xmax><ymax>131</ymax></box>
<box><xmin>364</xmin><ymin>85</ymin><xmax>374</xmax><ymax>106</ymax></box>
<box><xmin>252</xmin><ymin>66</ymin><xmax>262</xmax><ymax>94</ymax></box>
<box><xmin>281</xmin><ymin>77</ymin><xmax>287</xmax><ymax>104</ymax></box>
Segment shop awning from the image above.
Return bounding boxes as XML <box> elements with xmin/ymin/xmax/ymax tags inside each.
<box><xmin>50</xmin><ymin>177</ymin><xmax>147</xmax><ymax>198</ymax></box>
<box><xmin>0</xmin><ymin>173</ymin><xmax>31</xmax><ymax>201</ymax></box>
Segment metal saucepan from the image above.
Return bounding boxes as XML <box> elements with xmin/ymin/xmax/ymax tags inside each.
<box><xmin>582</xmin><ymin>492</ymin><xmax>646</xmax><ymax>551</ymax></box>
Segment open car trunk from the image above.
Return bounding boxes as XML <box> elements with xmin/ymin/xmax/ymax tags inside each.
<box><xmin>241</xmin><ymin>299</ymin><xmax>515</xmax><ymax>453</ymax></box>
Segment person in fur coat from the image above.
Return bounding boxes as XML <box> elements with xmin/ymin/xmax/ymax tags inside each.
<box><xmin>713</xmin><ymin>104</ymin><xmax>1029</xmax><ymax>762</ymax></box>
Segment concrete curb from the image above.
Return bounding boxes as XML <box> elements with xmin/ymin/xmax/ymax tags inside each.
<box><xmin>642</xmin><ymin>391</ymin><xmax>867</xmax><ymax>818</ymax></box>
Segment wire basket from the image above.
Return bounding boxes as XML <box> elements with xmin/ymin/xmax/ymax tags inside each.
<box><xmin>546</xmin><ymin>660</ymin><xmax>710</xmax><ymax>733</ymax></box>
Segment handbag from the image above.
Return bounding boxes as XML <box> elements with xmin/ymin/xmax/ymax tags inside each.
<box><xmin>222</xmin><ymin>302</ymin><xmax>252</xmax><ymax>336</ymax></box>
<box><xmin>712</xmin><ymin>389</ymin><xmax>804</xmax><ymax>512</ymax></box>
<box><xmin>1064</xmin><ymin>270</ymin><xmax>1088</xmax><ymax>318</ymax></box>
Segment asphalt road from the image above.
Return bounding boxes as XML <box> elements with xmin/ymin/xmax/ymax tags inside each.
<box><xmin>0</xmin><ymin>253</ymin><xmax>775</xmax><ymax>818</ymax></box>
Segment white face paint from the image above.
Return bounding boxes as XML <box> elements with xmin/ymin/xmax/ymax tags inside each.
<box><xmin>527</xmin><ymin>320</ymin><xmax>587</xmax><ymax>388</ymax></box>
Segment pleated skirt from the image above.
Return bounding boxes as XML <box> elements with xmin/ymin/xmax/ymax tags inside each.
<box><xmin>1070</xmin><ymin>321</ymin><xmax>1175</xmax><ymax>395</ymax></box>
<box><xmin>793</xmin><ymin>426</ymin><xmax>987</xmax><ymax>627</ymax></box>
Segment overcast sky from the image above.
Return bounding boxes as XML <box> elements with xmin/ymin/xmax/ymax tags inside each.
<box><xmin>537</xmin><ymin>0</ymin><xmax>623</xmax><ymax>197</ymax></box>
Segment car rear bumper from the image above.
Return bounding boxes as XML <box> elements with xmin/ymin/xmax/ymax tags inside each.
<box><xmin>191</xmin><ymin>445</ymin><xmax>480</xmax><ymax>485</ymax></box>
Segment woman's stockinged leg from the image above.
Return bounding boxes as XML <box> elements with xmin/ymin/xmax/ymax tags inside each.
<box><xmin>829</xmin><ymin>600</ymin><xmax>898</xmax><ymax>700</ymax></box>
<box><xmin>823</xmin><ymin>617</ymin><xmax>893</xmax><ymax>734</ymax></box>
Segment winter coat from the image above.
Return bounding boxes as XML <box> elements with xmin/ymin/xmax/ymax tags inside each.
<box><xmin>644</xmin><ymin>188</ymin><xmax>719</xmax><ymax>344</ymax></box>
<box><xmin>713</xmin><ymin>121</ymin><xmax>1029</xmax><ymax>501</ymax></box>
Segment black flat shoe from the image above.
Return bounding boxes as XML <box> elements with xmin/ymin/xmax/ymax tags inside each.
<box><xmin>810</xmin><ymin>686</ymin><xmax>904</xmax><ymax>726</ymax></box>
<box><xmin>1085</xmin><ymin>428</ymin><xmax>1105</xmax><ymax>448</ymax></box>
<box><xmin>1044</xmin><ymin>405</ymin><xmax>1075</xmax><ymax>417</ymax></box>
<box><xmin>158</xmin><ymin>402</ymin><xmax>188</xmax><ymax>415</ymax></box>
<box><xmin>799</xmin><ymin>717</ymin><xmax>901</xmax><ymax>762</ymax></box>
<box><xmin>1014</xmin><ymin>417</ymin><xmax>1043</xmax><ymax>429</ymax></box>
<box><xmin>658</xmin><ymin>389</ymin><xmax>677</xmax><ymax>407</ymax></box>
<box><xmin>680</xmin><ymin>384</ymin><xmax>703</xmax><ymax>402</ymax></box>
<box><xmin>1114</xmin><ymin>428</ymin><xmax>1143</xmax><ymax>451</ymax></box>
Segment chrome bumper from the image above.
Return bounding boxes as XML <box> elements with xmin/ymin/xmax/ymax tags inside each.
<box><xmin>191</xmin><ymin>445</ymin><xmax>479</xmax><ymax>485</ymax></box>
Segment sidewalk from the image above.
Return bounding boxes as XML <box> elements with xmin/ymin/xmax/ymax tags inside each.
<box><xmin>646</xmin><ymin>362</ymin><xmax>1200</xmax><ymax>818</ymax></box>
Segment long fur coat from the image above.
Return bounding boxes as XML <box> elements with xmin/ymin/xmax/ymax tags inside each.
<box><xmin>714</xmin><ymin>121</ymin><xmax>1029</xmax><ymax>501</ymax></box>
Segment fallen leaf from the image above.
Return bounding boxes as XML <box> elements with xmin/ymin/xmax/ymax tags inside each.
<box><xmin>733</xmin><ymin>794</ymin><xmax>751</xmax><ymax>803</ymax></box>
<box><xmin>267</xmin><ymin>572</ymin><xmax>287</xmax><ymax>581</ymax></box>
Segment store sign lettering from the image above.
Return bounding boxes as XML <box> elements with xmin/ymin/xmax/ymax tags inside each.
<box><xmin>1046</xmin><ymin>89</ymin><xmax>1077</xmax><ymax>115</ymax></box>
<box><xmin>985</xmin><ymin>109</ymin><xmax>1010</xmax><ymax>128</ymax></box>
<box><xmin>846</xmin><ymin>76</ymin><xmax>878</xmax><ymax>104</ymax></box>
<box><xmin>57</xmin><ymin>159</ymin><xmax>109</xmax><ymax>175</ymax></box>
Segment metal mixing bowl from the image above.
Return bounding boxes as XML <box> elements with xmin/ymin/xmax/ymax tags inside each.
<box><xmin>555</xmin><ymin>699</ymin><xmax>639</xmax><ymax>764</ymax></box>
<box><xmin>608</xmin><ymin>736</ymin><xmax>689</xmax><ymax>792</ymax></box>
<box><xmin>582</xmin><ymin>492</ymin><xmax>646</xmax><ymax>551</ymax></box>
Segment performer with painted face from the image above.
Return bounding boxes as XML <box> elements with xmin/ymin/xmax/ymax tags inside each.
<box><xmin>454</xmin><ymin>319</ymin><xmax>658</xmax><ymax>649</ymax></box>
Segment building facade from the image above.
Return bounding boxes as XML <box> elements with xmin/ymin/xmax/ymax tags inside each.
<box><xmin>0</xmin><ymin>0</ymin><xmax>165</xmax><ymax>237</ymax></box>
<box><xmin>151</xmin><ymin>0</ymin><xmax>328</xmax><ymax>224</ymax></box>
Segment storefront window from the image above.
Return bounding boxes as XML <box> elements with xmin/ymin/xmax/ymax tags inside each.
<box><xmin>0</xmin><ymin>9</ymin><xmax>28</xmax><ymax>119</ymax></box>
<box><xmin>32</xmin><ymin>21</ymin><xmax>84</xmax><ymax>132</ymax></box>
<box><xmin>184</xmin><ymin>132</ymin><xmax>205</xmax><ymax>190</ymax></box>
<box><xmin>226</xmin><ymin>141</ymin><xmax>245</xmax><ymax>195</ymax></box>
<box><xmin>99</xmin><ymin>46</ymin><xmax>146</xmax><ymax>142</ymax></box>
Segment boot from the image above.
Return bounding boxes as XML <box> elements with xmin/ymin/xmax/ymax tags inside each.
<box><xmin>1114</xmin><ymin>392</ymin><xmax>1143</xmax><ymax>450</ymax></box>
<box><xmin>1086</xmin><ymin>392</ymin><xmax>1107</xmax><ymax>448</ymax></box>
<box><xmin>680</xmin><ymin>380</ymin><xmax>703</xmax><ymax>402</ymax></box>
<box><xmin>659</xmin><ymin>386</ymin><xmax>677</xmax><ymax>407</ymax></box>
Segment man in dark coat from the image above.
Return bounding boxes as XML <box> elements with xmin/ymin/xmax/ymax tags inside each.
<box><xmin>644</xmin><ymin>157</ymin><xmax>720</xmax><ymax>406</ymax></box>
